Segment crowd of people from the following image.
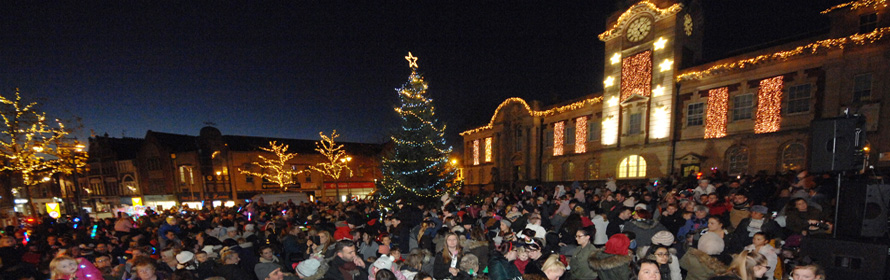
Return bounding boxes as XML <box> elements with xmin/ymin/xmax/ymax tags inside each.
<box><xmin>0</xmin><ymin>171</ymin><xmax>836</xmax><ymax>280</ymax></box>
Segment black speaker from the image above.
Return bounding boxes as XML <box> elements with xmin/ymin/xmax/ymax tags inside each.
<box><xmin>836</xmin><ymin>180</ymin><xmax>890</xmax><ymax>238</ymax></box>
<box><xmin>809</xmin><ymin>116</ymin><xmax>866</xmax><ymax>173</ymax></box>
<box><xmin>800</xmin><ymin>238</ymin><xmax>888</xmax><ymax>280</ymax></box>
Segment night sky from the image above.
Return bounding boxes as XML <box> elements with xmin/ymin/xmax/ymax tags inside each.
<box><xmin>1</xmin><ymin>0</ymin><xmax>843</xmax><ymax>148</ymax></box>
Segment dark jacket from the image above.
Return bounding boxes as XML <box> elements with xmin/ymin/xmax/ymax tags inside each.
<box><xmin>487</xmin><ymin>252</ymin><xmax>522</xmax><ymax>280</ymax></box>
<box><xmin>622</xmin><ymin>219</ymin><xmax>668</xmax><ymax>248</ymax></box>
<box><xmin>323</xmin><ymin>256</ymin><xmax>368</xmax><ymax>280</ymax></box>
<box><xmin>218</xmin><ymin>263</ymin><xmax>255</xmax><ymax>280</ymax></box>
<box><xmin>433</xmin><ymin>251</ymin><xmax>463</xmax><ymax>280</ymax></box>
<box><xmin>588</xmin><ymin>249</ymin><xmax>632</xmax><ymax>280</ymax></box>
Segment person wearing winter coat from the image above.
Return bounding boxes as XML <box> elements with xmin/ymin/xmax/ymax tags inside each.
<box><xmin>487</xmin><ymin>242</ymin><xmax>522</xmax><ymax>280</ymax></box>
<box><xmin>588</xmin><ymin>233</ymin><xmax>633</xmax><ymax>280</ymax></box>
<box><xmin>569</xmin><ymin>226</ymin><xmax>598</xmax><ymax>280</ymax></box>
<box><xmin>621</xmin><ymin>209</ymin><xmax>668</xmax><ymax>249</ymax></box>
<box><xmin>323</xmin><ymin>240</ymin><xmax>369</xmax><ymax>280</ymax></box>
<box><xmin>679</xmin><ymin>232</ymin><xmax>729</xmax><ymax>280</ymax></box>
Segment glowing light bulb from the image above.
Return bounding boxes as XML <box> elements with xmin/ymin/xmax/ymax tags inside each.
<box><xmin>654</xmin><ymin>37</ymin><xmax>667</xmax><ymax>50</ymax></box>
<box><xmin>610</xmin><ymin>53</ymin><xmax>621</xmax><ymax>64</ymax></box>
<box><xmin>604</xmin><ymin>76</ymin><xmax>615</xmax><ymax>87</ymax></box>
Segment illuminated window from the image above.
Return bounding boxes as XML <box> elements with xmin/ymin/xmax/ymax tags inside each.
<box><xmin>620</xmin><ymin>50</ymin><xmax>653</xmax><ymax>102</ymax></box>
<box><xmin>785</xmin><ymin>84</ymin><xmax>811</xmax><ymax>114</ymax></box>
<box><xmin>585</xmin><ymin>159</ymin><xmax>599</xmax><ymax>180</ymax></box>
<box><xmin>860</xmin><ymin>13</ymin><xmax>877</xmax><ymax>34</ymax></box>
<box><xmin>562</xmin><ymin>161</ymin><xmax>575</xmax><ymax>181</ymax></box>
<box><xmin>618</xmin><ymin>155</ymin><xmax>647</xmax><ymax>178</ymax></box>
<box><xmin>575</xmin><ymin>117</ymin><xmax>587</xmax><ymax>153</ymax></box>
<box><xmin>473</xmin><ymin>140</ymin><xmax>480</xmax><ymax>165</ymax></box>
<box><xmin>686</xmin><ymin>102</ymin><xmax>704</xmax><ymax>126</ymax></box>
<box><xmin>853</xmin><ymin>74</ymin><xmax>872</xmax><ymax>102</ymax></box>
<box><xmin>587</xmin><ymin>119</ymin><xmax>600</xmax><ymax>141</ymax></box>
<box><xmin>781</xmin><ymin>142</ymin><xmax>806</xmax><ymax>172</ymax></box>
<box><xmin>545</xmin><ymin>163</ymin><xmax>554</xmax><ymax>182</ymax></box>
<box><xmin>731</xmin><ymin>94</ymin><xmax>754</xmax><ymax>121</ymax></box>
<box><xmin>553</xmin><ymin>121</ymin><xmax>565</xmax><ymax>156</ymax></box>
<box><xmin>179</xmin><ymin>165</ymin><xmax>194</xmax><ymax>185</ymax></box>
<box><xmin>726</xmin><ymin>146</ymin><xmax>749</xmax><ymax>175</ymax></box>
<box><xmin>484</xmin><ymin>137</ymin><xmax>493</xmax><ymax>162</ymax></box>
<box><xmin>628</xmin><ymin>113</ymin><xmax>643</xmax><ymax>135</ymax></box>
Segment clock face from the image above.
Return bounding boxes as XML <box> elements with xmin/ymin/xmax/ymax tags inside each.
<box><xmin>627</xmin><ymin>17</ymin><xmax>652</xmax><ymax>42</ymax></box>
<box><xmin>684</xmin><ymin>14</ymin><xmax>693</xmax><ymax>36</ymax></box>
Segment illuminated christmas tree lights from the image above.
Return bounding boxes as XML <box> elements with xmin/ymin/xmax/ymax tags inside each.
<box><xmin>376</xmin><ymin>52</ymin><xmax>458</xmax><ymax>207</ymax></box>
<box><xmin>239</xmin><ymin>141</ymin><xmax>305</xmax><ymax>191</ymax></box>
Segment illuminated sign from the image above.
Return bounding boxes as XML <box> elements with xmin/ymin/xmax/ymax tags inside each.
<box><xmin>46</xmin><ymin>203</ymin><xmax>60</xmax><ymax>218</ymax></box>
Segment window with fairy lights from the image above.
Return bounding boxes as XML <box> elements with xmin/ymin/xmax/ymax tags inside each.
<box><xmin>731</xmin><ymin>94</ymin><xmax>754</xmax><ymax>121</ymax></box>
<box><xmin>473</xmin><ymin>139</ymin><xmax>480</xmax><ymax>165</ymax></box>
<box><xmin>618</xmin><ymin>155</ymin><xmax>646</xmax><ymax>178</ymax></box>
<box><xmin>553</xmin><ymin>121</ymin><xmax>565</xmax><ymax>156</ymax></box>
<box><xmin>562</xmin><ymin>161</ymin><xmax>575</xmax><ymax>181</ymax></box>
<box><xmin>785</xmin><ymin>84</ymin><xmax>811</xmax><ymax>114</ymax></box>
<box><xmin>575</xmin><ymin>117</ymin><xmax>587</xmax><ymax>153</ymax></box>
<box><xmin>781</xmin><ymin>142</ymin><xmax>806</xmax><ymax>172</ymax></box>
<box><xmin>754</xmin><ymin>76</ymin><xmax>783</xmax><ymax>134</ymax></box>
<box><xmin>484</xmin><ymin>137</ymin><xmax>493</xmax><ymax>163</ymax></box>
<box><xmin>686</xmin><ymin>102</ymin><xmax>704</xmax><ymax>126</ymax></box>
<box><xmin>725</xmin><ymin>146</ymin><xmax>749</xmax><ymax>175</ymax></box>
<box><xmin>705</xmin><ymin>87</ymin><xmax>729</xmax><ymax>139</ymax></box>
<box><xmin>620</xmin><ymin>50</ymin><xmax>653</xmax><ymax>102</ymax></box>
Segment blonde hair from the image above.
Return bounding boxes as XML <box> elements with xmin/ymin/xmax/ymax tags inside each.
<box><xmin>50</xmin><ymin>256</ymin><xmax>78</xmax><ymax>280</ymax></box>
<box><xmin>541</xmin><ymin>254</ymin><xmax>566</xmax><ymax>274</ymax></box>
<box><xmin>725</xmin><ymin>250</ymin><xmax>767</xmax><ymax>280</ymax></box>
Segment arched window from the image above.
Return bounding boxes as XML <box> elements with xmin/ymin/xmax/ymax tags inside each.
<box><xmin>562</xmin><ymin>161</ymin><xmax>575</xmax><ymax>181</ymax></box>
<box><xmin>781</xmin><ymin>142</ymin><xmax>806</xmax><ymax>172</ymax></box>
<box><xmin>585</xmin><ymin>159</ymin><xmax>599</xmax><ymax>180</ymax></box>
<box><xmin>545</xmin><ymin>163</ymin><xmax>554</xmax><ymax>182</ymax></box>
<box><xmin>726</xmin><ymin>146</ymin><xmax>749</xmax><ymax>175</ymax></box>
<box><xmin>618</xmin><ymin>155</ymin><xmax>647</xmax><ymax>178</ymax></box>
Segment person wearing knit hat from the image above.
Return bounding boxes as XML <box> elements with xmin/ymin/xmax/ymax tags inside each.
<box><xmin>650</xmin><ymin>230</ymin><xmax>675</xmax><ymax>246</ymax></box>
<box><xmin>588</xmin><ymin>234</ymin><xmax>633</xmax><ymax>280</ymax></box>
<box><xmin>255</xmin><ymin>262</ymin><xmax>285</xmax><ymax>280</ymax></box>
<box><xmin>679</xmin><ymin>231</ymin><xmax>729</xmax><ymax>280</ymax></box>
<box><xmin>294</xmin><ymin>258</ymin><xmax>321</xmax><ymax>278</ymax></box>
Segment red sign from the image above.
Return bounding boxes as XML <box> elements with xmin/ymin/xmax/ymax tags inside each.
<box><xmin>323</xmin><ymin>182</ymin><xmax>375</xmax><ymax>189</ymax></box>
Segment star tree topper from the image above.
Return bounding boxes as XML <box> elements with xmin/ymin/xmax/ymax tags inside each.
<box><xmin>405</xmin><ymin>52</ymin><xmax>419</xmax><ymax>69</ymax></box>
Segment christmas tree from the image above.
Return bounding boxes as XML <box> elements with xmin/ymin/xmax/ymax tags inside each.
<box><xmin>376</xmin><ymin>52</ymin><xmax>459</xmax><ymax>208</ymax></box>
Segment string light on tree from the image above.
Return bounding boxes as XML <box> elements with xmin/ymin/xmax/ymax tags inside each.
<box><xmin>704</xmin><ymin>87</ymin><xmax>729</xmax><ymax>139</ymax></box>
<box><xmin>239</xmin><ymin>141</ymin><xmax>305</xmax><ymax>191</ymax></box>
<box><xmin>377</xmin><ymin>52</ymin><xmax>458</xmax><ymax>207</ymax></box>
<box><xmin>754</xmin><ymin>76</ymin><xmax>784</xmax><ymax>134</ymax></box>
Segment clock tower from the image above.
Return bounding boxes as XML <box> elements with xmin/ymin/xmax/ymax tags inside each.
<box><xmin>599</xmin><ymin>0</ymin><xmax>702</xmax><ymax>148</ymax></box>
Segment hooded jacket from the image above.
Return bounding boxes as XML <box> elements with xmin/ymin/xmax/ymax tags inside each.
<box><xmin>622</xmin><ymin>219</ymin><xmax>668</xmax><ymax>248</ymax></box>
<box><xmin>588</xmin><ymin>249</ymin><xmax>633</xmax><ymax>280</ymax></box>
<box><xmin>679</xmin><ymin>248</ymin><xmax>728</xmax><ymax>280</ymax></box>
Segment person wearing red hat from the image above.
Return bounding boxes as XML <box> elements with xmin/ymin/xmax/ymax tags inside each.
<box><xmin>588</xmin><ymin>233</ymin><xmax>632</xmax><ymax>280</ymax></box>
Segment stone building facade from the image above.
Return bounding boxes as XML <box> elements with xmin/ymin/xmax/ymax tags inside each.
<box><xmin>461</xmin><ymin>0</ymin><xmax>890</xmax><ymax>190</ymax></box>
